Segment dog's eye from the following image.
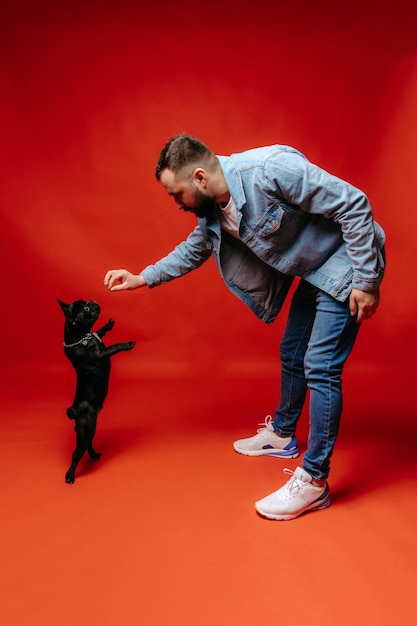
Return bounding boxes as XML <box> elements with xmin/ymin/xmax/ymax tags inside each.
<box><xmin>84</xmin><ymin>306</ymin><xmax>90</xmax><ymax>313</ymax></box>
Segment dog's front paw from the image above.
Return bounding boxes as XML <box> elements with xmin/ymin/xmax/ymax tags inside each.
<box><xmin>126</xmin><ymin>341</ymin><xmax>136</xmax><ymax>350</ymax></box>
<box><xmin>106</xmin><ymin>318</ymin><xmax>115</xmax><ymax>331</ymax></box>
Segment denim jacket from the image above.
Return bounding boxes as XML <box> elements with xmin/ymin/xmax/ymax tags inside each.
<box><xmin>141</xmin><ymin>145</ymin><xmax>385</xmax><ymax>323</ymax></box>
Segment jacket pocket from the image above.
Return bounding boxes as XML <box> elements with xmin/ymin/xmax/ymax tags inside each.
<box><xmin>256</xmin><ymin>202</ymin><xmax>309</xmax><ymax>250</ymax></box>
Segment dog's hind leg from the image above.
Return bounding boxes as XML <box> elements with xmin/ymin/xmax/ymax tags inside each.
<box><xmin>87</xmin><ymin>444</ymin><xmax>101</xmax><ymax>461</ymax></box>
<box><xmin>86</xmin><ymin>410</ymin><xmax>101</xmax><ymax>461</ymax></box>
<box><xmin>65</xmin><ymin>447</ymin><xmax>85</xmax><ymax>484</ymax></box>
<box><xmin>65</xmin><ymin>414</ymin><xmax>97</xmax><ymax>484</ymax></box>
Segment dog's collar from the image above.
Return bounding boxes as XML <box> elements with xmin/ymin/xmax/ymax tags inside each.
<box><xmin>64</xmin><ymin>332</ymin><xmax>101</xmax><ymax>348</ymax></box>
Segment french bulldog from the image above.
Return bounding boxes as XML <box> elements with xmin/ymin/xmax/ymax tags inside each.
<box><xmin>58</xmin><ymin>299</ymin><xmax>135</xmax><ymax>484</ymax></box>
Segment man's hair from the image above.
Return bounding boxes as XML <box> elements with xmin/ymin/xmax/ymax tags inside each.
<box><xmin>155</xmin><ymin>133</ymin><xmax>216</xmax><ymax>180</ymax></box>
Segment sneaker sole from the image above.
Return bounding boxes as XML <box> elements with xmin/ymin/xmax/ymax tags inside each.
<box><xmin>233</xmin><ymin>444</ymin><xmax>299</xmax><ymax>458</ymax></box>
<box><xmin>255</xmin><ymin>490</ymin><xmax>331</xmax><ymax>521</ymax></box>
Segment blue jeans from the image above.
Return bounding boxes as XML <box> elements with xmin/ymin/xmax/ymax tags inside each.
<box><xmin>273</xmin><ymin>279</ymin><xmax>361</xmax><ymax>481</ymax></box>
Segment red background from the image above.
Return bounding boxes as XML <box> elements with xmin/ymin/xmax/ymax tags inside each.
<box><xmin>1</xmin><ymin>1</ymin><xmax>417</xmax><ymax>625</ymax></box>
<box><xmin>2</xmin><ymin>0</ymin><xmax>416</xmax><ymax>380</ymax></box>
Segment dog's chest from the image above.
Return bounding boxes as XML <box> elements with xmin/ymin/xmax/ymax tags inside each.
<box><xmin>65</xmin><ymin>334</ymin><xmax>107</xmax><ymax>369</ymax></box>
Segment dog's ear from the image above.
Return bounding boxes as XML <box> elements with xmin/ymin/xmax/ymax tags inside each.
<box><xmin>57</xmin><ymin>299</ymin><xmax>69</xmax><ymax>314</ymax></box>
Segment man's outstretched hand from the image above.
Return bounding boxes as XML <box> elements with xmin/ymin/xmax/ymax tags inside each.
<box><xmin>104</xmin><ymin>269</ymin><xmax>147</xmax><ymax>292</ymax></box>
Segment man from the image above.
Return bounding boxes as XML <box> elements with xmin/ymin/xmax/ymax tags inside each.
<box><xmin>104</xmin><ymin>133</ymin><xmax>385</xmax><ymax>521</ymax></box>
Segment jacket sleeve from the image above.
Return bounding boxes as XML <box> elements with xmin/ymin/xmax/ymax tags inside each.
<box><xmin>264</xmin><ymin>150</ymin><xmax>385</xmax><ymax>291</ymax></box>
<box><xmin>140</xmin><ymin>225</ymin><xmax>212</xmax><ymax>287</ymax></box>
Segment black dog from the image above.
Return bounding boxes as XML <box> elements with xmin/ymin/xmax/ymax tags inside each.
<box><xmin>58</xmin><ymin>299</ymin><xmax>135</xmax><ymax>484</ymax></box>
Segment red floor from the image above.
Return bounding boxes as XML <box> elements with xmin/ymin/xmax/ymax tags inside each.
<box><xmin>1</xmin><ymin>361</ymin><xmax>416</xmax><ymax>626</ymax></box>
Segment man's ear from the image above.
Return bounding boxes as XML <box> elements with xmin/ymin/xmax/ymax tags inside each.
<box><xmin>192</xmin><ymin>167</ymin><xmax>208</xmax><ymax>188</ymax></box>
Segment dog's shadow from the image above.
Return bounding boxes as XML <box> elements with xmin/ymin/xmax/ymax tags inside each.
<box><xmin>64</xmin><ymin>422</ymin><xmax>145</xmax><ymax>480</ymax></box>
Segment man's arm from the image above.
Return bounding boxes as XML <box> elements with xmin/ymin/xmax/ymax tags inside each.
<box><xmin>104</xmin><ymin>225</ymin><xmax>212</xmax><ymax>291</ymax></box>
<box><xmin>265</xmin><ymin>150</ymin><xmax>385</xmax><ymax>294</ymax></box>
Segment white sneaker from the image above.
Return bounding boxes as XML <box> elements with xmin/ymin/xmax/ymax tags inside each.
<box><xmin>255</xmin><ymin>467</ymin><xmax>331</xmax><ymax>520</ymax></box>
<box><xmin>233</xmin><ymin>416</ymin><xmax>299</xmax><ymax>458</ymax></box>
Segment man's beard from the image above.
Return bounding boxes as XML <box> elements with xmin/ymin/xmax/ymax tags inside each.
<box><xmin>183</xmin><ymin>188</ymin><xmax>217</xmax><ymax>220</ymax></box>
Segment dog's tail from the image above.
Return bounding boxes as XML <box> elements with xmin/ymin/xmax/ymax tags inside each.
<box><xmin>66</xmin><ymin>406</ymin><xmax>78</xmax><ymax>420</ymax></box>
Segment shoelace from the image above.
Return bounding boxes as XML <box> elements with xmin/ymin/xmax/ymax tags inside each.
<box><xmin>282</xmin><ymin>468</ymin><xmax>306</xmax><ymax>497</ymax></box>
<box><xmin>256</xmin><ymin>415</ymin><xmax>274</xmax><ymax>433</ymax></box>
